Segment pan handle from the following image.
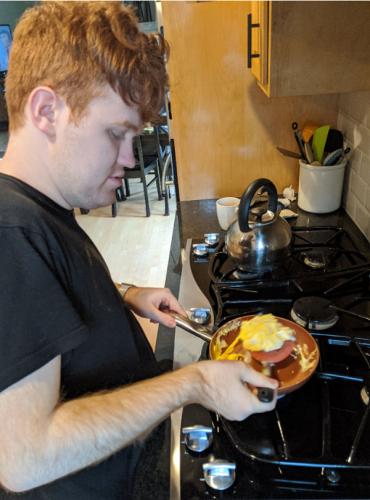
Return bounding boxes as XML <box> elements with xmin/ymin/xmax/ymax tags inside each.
<box><xmin>170</xmin><ymin>312</ymin><xmax>214</xmax><ymax>343</ymax></box>
<box><xmin>255</xmin><ymin>387</ymin><xmax>274</xmax><ymax>403</ymax></box>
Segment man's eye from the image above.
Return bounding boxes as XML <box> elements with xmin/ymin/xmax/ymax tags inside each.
<box><xmin>110</xmin><ymin>130</ymin><xmax>125</xmax><ymax>140</ymax></box>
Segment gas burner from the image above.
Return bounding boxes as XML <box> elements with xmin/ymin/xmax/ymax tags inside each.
<box><xmin>360</xmin><ymin>386</ymin><xmax>369</xmax><ymax>405</ymax></box>
<box><xmin>291</xmin><ymin>296</ymin><xmax>339</xmax><ymax>330</ymax></box>
<box><xmin>303</xmin><ymin>250</ymin><xmax>327</xmax><ymax>269</ymax></box>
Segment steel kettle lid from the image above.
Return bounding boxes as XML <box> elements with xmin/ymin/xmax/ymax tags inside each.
<box><xmin>247</xmin><ymin>208</ymin><xmax>275</xmax><ymax>226</ymax></box>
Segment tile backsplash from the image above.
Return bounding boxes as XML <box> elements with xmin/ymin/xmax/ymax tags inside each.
<box><xmin>337</xmin><ymin>91</ymin><xmax>370</xmax><ymax>241</ymax></box>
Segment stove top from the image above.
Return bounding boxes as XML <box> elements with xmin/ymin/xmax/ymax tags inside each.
<box><xmin>208</xmin><ymin>226</ymin><xmax>369</xmax><ymax>285</ymax></box>
<box><xmin>172</xmin><ymin>224</ymin><xmax>370</xmax><ymax>499</ymax></box>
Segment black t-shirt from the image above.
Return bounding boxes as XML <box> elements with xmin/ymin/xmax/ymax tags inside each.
<box><xmin>0</xmin><ymin>174</ymin><xmax>162</xmax><ymax>499</ymax></box>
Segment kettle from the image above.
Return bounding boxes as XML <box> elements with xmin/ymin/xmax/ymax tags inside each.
<box><xmin>225</xmin><ymin>178</ymin><xmax>292</xmax><ymax>271</ymax></box>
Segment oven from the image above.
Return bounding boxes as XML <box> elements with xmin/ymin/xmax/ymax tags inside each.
<box><xmin>170</xmin><ymin>223</ymin><xmax>370</xmax><ymax>499</ymax></box>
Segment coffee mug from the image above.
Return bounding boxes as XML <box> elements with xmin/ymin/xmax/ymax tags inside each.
<box><xmin>216</xmin><ymin>197</ymin><xmax>240</xmax><ymax>230</ymax></box>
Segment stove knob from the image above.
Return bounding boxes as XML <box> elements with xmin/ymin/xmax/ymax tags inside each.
<box><xmin>188</xmin><ymin>307</ymin><xmax>211</xmax><ymax>325</ymax></box>
<box><xmin>325</xmin><ymin>468</ymin><xmax>341</xmax><ymax>484</ymax></box>
<box><xmin>182</xmin><ymin>425</ymin><xmax>213</xmax><ymax>452</ymax></box>
<box><xmin>202</xmin><ymin>459</ymin><xmax>236</xmax><ymax>491</ymax></box>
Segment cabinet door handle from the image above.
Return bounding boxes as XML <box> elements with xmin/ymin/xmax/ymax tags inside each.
<box><xmin>247</xmin><ymin>13</ymin><xmax>260</xmax><ymax>68</ymax></box>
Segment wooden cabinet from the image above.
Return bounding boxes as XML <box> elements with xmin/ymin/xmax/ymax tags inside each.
<box><xmin>249</xmin><ymin>1</ymin><xmax>370</xmax><ymax>97</ymax></box>
<box><xmin>161</xmin><ymin>1</ymin><xmax>339</xmax><ymax>201</ymax></box>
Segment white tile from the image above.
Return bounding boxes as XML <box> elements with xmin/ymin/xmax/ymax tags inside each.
<box><xmin>344</xmin><ymin>191</ymin><xmax>356</xmax><ymax>219</ymax></box>
<box><xmin>356</xmin><ymin>122</ymin><xmax>370</xmax><ymax>157</ymax></box>
<box><xmin>355</xmin><ymin>203</ymin><xmax>370</xmax><ymax>239</ymax></box>
<box><xmin>359</xmin><ymin>153</ymin><xmax>370</xmax><ymax>186</ymax></box>
<box><xmin>338</xmin><ymin>112</ymin><xmax>358</xmax><ymax>146</ymax></box>
<box><xmin>349</xmin><ymin>147</ymin><xmax>362</xmax><ymax>174</ymax></box>
<box><xmin>366</xmin><ymin>187</ymin><xmax>370</xmax><ymax>212</ymax></box>
<box><xmin>350</xmin><ymin>170</ymin><xmax>367</xmax><ymax>205</ymax></box>
<box><xmin>339</xmin><ymin>91</ymin><xmax>370</xmax><ymax>128</ymax></box>
<box><xmin>338</xmin><ymin>112</ymin><xmax>370</xmax><ymax>156</ymax></box>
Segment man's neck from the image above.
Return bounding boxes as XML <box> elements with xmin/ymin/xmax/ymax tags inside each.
<box><xmin>0</xmin><ymin>131</ymin><xmax>71</xmax><ymax>209</ymax></box>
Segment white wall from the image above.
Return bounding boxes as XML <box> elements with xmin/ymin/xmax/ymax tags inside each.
<box><xmin>338</xmin><ymin>91</ymin><xmax>370</xmax><ymax>241</ymax></box>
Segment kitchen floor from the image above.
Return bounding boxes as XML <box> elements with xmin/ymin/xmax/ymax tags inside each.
<box><xmin>76</xmin><ymin>177</ymin><xmax>176</xmax><ymax>349</ymax></box>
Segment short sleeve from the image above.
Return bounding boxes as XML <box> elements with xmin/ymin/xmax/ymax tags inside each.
<box><xmin>0</xmin><ymin>227</ymin><xmax>89</xmax><ymax>391</ymax></box>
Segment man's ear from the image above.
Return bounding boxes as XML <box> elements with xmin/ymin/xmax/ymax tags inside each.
<box><xmin>27</xmin><ymin>86</ymin><xmax>65</xmax><ymax>138</ymax></box>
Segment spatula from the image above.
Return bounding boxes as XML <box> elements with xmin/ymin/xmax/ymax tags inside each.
<box><xmin>312</xmin><ymin>125</ymin><xmax>330</xmax><ymax>164</ymax></box>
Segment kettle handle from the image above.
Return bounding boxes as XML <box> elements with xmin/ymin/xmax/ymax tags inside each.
<box><xmin>239</xmin><ymin>179</ymin><xmax>278</xmax><ymax>232</ymax></box>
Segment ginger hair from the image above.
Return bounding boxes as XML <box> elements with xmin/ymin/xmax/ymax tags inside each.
<box><xmin>5</xmin><ymin>1</ymin><xmax>168</xmax><ymax>132</ymax></box>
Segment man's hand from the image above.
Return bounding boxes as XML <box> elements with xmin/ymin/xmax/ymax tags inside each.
<box><xmin>123</xmin><ymin>287</ymin><xmax>186</xmax><ymax>328</ymax></box>
<box><xmin>194</xmin><ymin>360</ymin><xmax>278</xmax><ymax>420</ymax></box>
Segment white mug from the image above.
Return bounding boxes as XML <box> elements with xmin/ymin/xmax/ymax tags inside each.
<box><xmin>216</xmin><ymin>197</ymin><xmax>240</xmax><ymax>230</ymax></box>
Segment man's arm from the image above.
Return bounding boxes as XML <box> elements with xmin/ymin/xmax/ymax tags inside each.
<box><xmin>0</xmin><ymin>355</ymin><xmax>277</xmax><ymax>493</ymax></box>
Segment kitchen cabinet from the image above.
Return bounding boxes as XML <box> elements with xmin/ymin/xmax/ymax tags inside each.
<box><xmin>161</xmin><ymin>1</ymin><xmax>339</xmax><ymax>201</ymax></box>
<box><xmin>249</xmin><ymin>1</ymin><xmax>370</xmax><ymax>97</ymax></box>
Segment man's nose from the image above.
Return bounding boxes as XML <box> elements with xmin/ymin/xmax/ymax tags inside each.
<box><xmin>117</xmin><ymin>142</ymin><xmax>136</xmax><ymax>169</ymax></box>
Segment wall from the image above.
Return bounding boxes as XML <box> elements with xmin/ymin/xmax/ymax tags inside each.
<box><xmin>162</xmin><ymin>1</ymin><xmax>339</xmax><ymax>201</ymax></box>
<box><xmin>0</xmin><ymin>2</ymin><xmax>35</xmax><ymax>30</ymax></box>
<box><xmin>0</xmin><ymin>2</ymin><xmax>36</xmax><ymax>127</ymax></box>
<box><xmin>338</xmin><ymin>91</ymin><xmax>370</xmax><ymax>241</ymax></box>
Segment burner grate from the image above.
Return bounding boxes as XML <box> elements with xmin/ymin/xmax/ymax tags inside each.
<box><xmin>209</xmin><ymin>226</ymin><xmax>370</xmax><ymax>286</ymax></box>
<box><xmin>180</xmin><ymin>224</ymin><xmax>370</xmax><ymax>498</ymax></box>
<box><xmin>220</xmin><ymin>337</ymin><xmax>370</xmax><ymax>469</ymax></box>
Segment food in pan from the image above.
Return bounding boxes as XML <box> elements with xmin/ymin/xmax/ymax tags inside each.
<box><xmin>216</xmin><ymin>314</ymin><xmax>296</xmax><ymax>364</ymax></box>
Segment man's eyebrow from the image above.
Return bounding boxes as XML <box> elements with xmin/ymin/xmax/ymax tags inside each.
<box><xmin>113</xmin><ymin>120</ymin><xmax>142</xmax><ymax>133</ymax></box>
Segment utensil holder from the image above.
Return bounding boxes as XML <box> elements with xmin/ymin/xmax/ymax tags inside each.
<box><xmin>298</xmin><ymin>160</ymin><xmax>347</xmax><ymax>214</ymax></box>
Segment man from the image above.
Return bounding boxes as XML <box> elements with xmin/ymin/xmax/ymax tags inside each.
<box><xmin>0</xmin><ymin>2</ymin><xmax>278</xmax><ymax>499</ymax></box>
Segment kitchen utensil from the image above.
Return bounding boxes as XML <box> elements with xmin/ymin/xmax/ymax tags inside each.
<box><xmin>301</xmin><ymin>123</ymin><xmax>319</xmax><ymax>143</ymax></box>
<box><xmin>325</xmin><ymin>128</ymin><xmax>343</xmax><ymax>153</ymax></box>
<box><xmin>292</xmin><ymin>122</ymin><xmax>307</xmax><ymax>161</ymax></box>
<box><xmin>172</xmin><ymin>312</ymin><xmax>320</xmax><ymax>396</ymax></box>
<box><xmin>323</xmin><ymin>148</ymin><xmax>343</xmax><ymax>166</ymax></box>
<box><xmin>276</xmin><ymin>146</ymin><xmax>301</xmax><ymax>159</ymax></box>
<box><xmin>337</xmin><ymin>146</ymin><xmax>351</xmax><ymax>164</ymax></box>
<box><xmin>216</xmin><ymin>197</ymin><xmax>240</xmax><ymax>231</ymax></box>
<box><xmin>304</xmin><ymin>142</ymin><xmax>314</xmax><ymax>164</ymax></box>
<box><xmin>298</xmin><ymin>159</ymin><xmax>347</xmax><ymax>213</ymax></box>
<box><xmin>225</xmin><ymin>179</ymin><xmax>292</xmax><ymax>271</ymax></box>
<box><xmin>311</xmin><ymin>125</ymin><xmax>330</xmax><ymax>164</ymax></box>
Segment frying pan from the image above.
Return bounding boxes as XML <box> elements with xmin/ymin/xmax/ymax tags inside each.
<box><xmin>172</xmin><ymin>313</ymin><xmax>320</xmax><ymax>397</ymax></box>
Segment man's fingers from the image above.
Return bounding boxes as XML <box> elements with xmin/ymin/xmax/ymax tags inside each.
<box><xmin>165</xmin><ymin>295</ymin><xmax>187</xmax><ymax>317</ymax></box>
<box><xmin>151</xmin><ymin>309</ymin><xmax>176</xmax><ymax>328</ymax></box>
<box><xmin>240</xmin><ymin>362</ymin><xmax>279</xmax><ymax>389</ymax></box>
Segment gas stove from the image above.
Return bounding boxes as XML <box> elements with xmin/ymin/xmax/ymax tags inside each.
<box><xmin>171</xmin><ymin>224</ymin><xmax>370</xmax><ymax>499</ymax></box>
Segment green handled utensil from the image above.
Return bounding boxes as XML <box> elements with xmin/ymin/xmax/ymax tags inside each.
<box><xmin>312</xmin><ymin>125</ymin><xmax>330</xmax><ymax>164</ymax></box>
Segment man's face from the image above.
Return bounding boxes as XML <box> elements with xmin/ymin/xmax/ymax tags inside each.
<box><xmin>51</xmin><ymin>85</ymin><xmax>141</xmax><ymax>210</ymax></box>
